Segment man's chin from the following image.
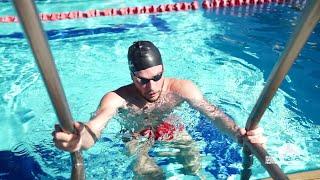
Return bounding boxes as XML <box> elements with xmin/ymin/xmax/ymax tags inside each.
<box><xmin>144</xmin><ymin>94</ymin><xmax>160</xmax><ymax>102</ymax></box>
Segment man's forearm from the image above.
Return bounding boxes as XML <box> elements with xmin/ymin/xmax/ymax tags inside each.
<box><xmin>208</xmin><ymin>109</ymin><xmax>240</xmax><ymax>142</ymax></box>
<box><xmin>80</xmin><ymin>123</ymin><xmax>98</xmax><ymax>150</ymax></box>
<box><xmin>81</xmin><ymin>108</ymin><xmax>115</xmax><ymax>150</ymax></box>
<box><xmin>191</xmin><ymin>99</ymin><xmax>241</xmax><ymax>142</ymax></box>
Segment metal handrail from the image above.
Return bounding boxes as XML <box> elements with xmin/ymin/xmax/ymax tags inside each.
<box><xmin>241</xmin><ymin>0</ymin><xmax>320</xmax><ymax>179</ymax></box>
<box><xmin>12</xmin><ymin>1</ymin><xmax>85</xmax><ymax>179</ymax></box>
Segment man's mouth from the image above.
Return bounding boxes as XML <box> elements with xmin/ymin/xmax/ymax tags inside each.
<box><xmin>148</xmin><ymin>92</ymin><xmax>157</xmax><ymax>97</ymax></box>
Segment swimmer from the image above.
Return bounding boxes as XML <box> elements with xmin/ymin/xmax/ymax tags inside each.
<box><xmin>52</xmin><ymin>41</ymin><xmax>267</xmax><ymax>178</ymax></box>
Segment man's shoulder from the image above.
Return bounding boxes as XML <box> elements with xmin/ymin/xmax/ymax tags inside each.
<box><xmin>167</xmin><ymin>78</ymin><xmax>196</xmax><ymax>90</ymax></box>
<box><xmin>167</xmin><ymin>78</ymin><xmax>203</xmax><ymax>100</ymax></box>
<box><xmin>100</xmin><ymin>84</ymin><xmax>134</xmax><ymax>109</ymax></box>
<box><xmin>100</xmin><ymin>91</ymin><xmax>124</xmax><ymax>108</ymax></box>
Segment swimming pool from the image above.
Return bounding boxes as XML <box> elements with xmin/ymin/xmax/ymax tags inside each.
<box><xmin>0</xmin><ymin>0</ymin><xmax>319</xmax><ymax>179</ymax></box>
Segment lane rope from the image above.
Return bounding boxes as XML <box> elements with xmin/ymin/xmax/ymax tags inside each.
<box><xmin>0</xmin><ymin>0</ymin><xmax>305</xmax><ymax>23</ymax></box>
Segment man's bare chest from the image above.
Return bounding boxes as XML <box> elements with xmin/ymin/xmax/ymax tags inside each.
<box><xmin>118</xmin><ymin>92</ymin><xmax>184</xmax><ymax>126</ymax></box>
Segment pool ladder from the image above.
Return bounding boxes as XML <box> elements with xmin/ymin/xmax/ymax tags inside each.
<box><xmin>12</xmin><ymin>0</ymin><xmax>320</xmax><ymax>179</ymax></box>
<box><xmin>13</xmin><ymin>1</ymin><xmax>85</xmax><ymax>179</ymax></box>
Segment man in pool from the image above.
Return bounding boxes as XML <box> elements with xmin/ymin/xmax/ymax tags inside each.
<box><xmin>52</xmin><ymin>41</ymin><xmax>266</xmax><ymax>178</ymax></box>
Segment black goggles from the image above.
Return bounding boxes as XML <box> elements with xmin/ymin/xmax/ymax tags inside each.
<box><xmin>134</xmin><ymin>72</ymin><xmax>163</xmax><ymax>85</ymax></box>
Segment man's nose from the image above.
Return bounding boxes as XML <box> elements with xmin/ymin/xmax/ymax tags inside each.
<box><xmin>146</xmin><ymin>80</ymin><xmax>157</xmax><ymax>90</ymax></box>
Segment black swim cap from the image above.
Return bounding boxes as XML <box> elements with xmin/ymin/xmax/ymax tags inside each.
<box><xmin>128</xmin><ymin>41</ymin><xmax>162</xmax><ymax>73</ymax></box>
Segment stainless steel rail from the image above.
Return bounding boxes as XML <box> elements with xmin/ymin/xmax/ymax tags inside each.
<box><xmin>241</xmin><ymin>0</ymin><xmax>320</xmax><ymax>179</ymax></box>
<box><xmin>12</xmin><ymin>1</ymin><xmax>85</xmax><ymax>179</ymax></box>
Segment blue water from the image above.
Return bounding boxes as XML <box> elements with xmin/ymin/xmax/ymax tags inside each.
<box><xmin>0</xmin><ymin>0</ymin><xmax>319</xmax><ymax>179</ymax></box>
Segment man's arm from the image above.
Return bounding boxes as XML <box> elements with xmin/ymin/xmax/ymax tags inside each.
<box><xmin>81</xmin><ymin>91</ymin><xmax>124</xmax><ymax>149</ymax></box>
<box><xmin>190</xmin><ymin>99</ymin><xmax>242</xmax><ymax>142</ymax></box>
<box><xmin>175</xmin><ymin>80</ymin><xmax>266</xmax><ymax>145</ymax></box>
<box><xmin>53</xmin><ymin>91</ymin><xmax>124</xmax><ymax>152</ymax></box>
<box><xmin>174</xmin><ymin>80</ymin><xmax>243</xmax><ymax>143</ymax></box>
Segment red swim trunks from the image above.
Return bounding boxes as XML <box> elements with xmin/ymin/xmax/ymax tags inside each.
<box><xmin>139</xmin><ymin>122</ymin><xmax>184</xmax><ymax>141</ymax></box>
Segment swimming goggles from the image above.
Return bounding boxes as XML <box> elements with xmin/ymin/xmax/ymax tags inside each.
<box><xmin>134</xmin><ymin>72</ymin><xmax>163</xmax><ymax>85</ymax></box>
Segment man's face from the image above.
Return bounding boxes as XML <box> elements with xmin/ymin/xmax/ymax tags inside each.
<box><xmin>131</xmin><ymin>65</ymin><xmax>164</xmax><ymax>102</ymax></box>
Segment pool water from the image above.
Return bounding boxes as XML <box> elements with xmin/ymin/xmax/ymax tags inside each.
<box><xmin>0</xmin><ymin>0</ymin><xmax>319</xmax><ymax>179</ymax></box>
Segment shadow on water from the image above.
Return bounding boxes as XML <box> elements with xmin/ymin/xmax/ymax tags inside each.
<box><xmin>0</xmin><ymin>150</ymin><xmax>46</xmax><ymax>179</ymax></box>
<box><xmin>195</xmin><ymin>115</ymin><xmax>242</xmax><ymax>178</ymax></box>
<box><xmin>0</xmin><ymin>14</ymin><xmax>171</xmax><ymax>40</ymax></box>
<box><xmin>0</xmin><ymin>142</ymin><xmax>68</xmax><ymax>179</ymax></box>
<box><xmin>150</xmin><ymin>15</ymin><xmax>171</xmax><ymax>32</ymax></box>
<box><xmin>0</xmin><ymin>24</ymin><xmax>143</xmax><ymax>40</ymax></box>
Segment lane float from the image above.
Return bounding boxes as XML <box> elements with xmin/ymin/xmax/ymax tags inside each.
<box><xmin>0</xmin><ymin>0</ymin><xmax>304</xmax><ymax>23</ymax></box>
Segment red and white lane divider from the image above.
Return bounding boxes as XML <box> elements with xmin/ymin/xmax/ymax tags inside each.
<box><xmin>0</xmin><ymin>0</ymin><xmax>300</xmax><ymax>23</ymax></box>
